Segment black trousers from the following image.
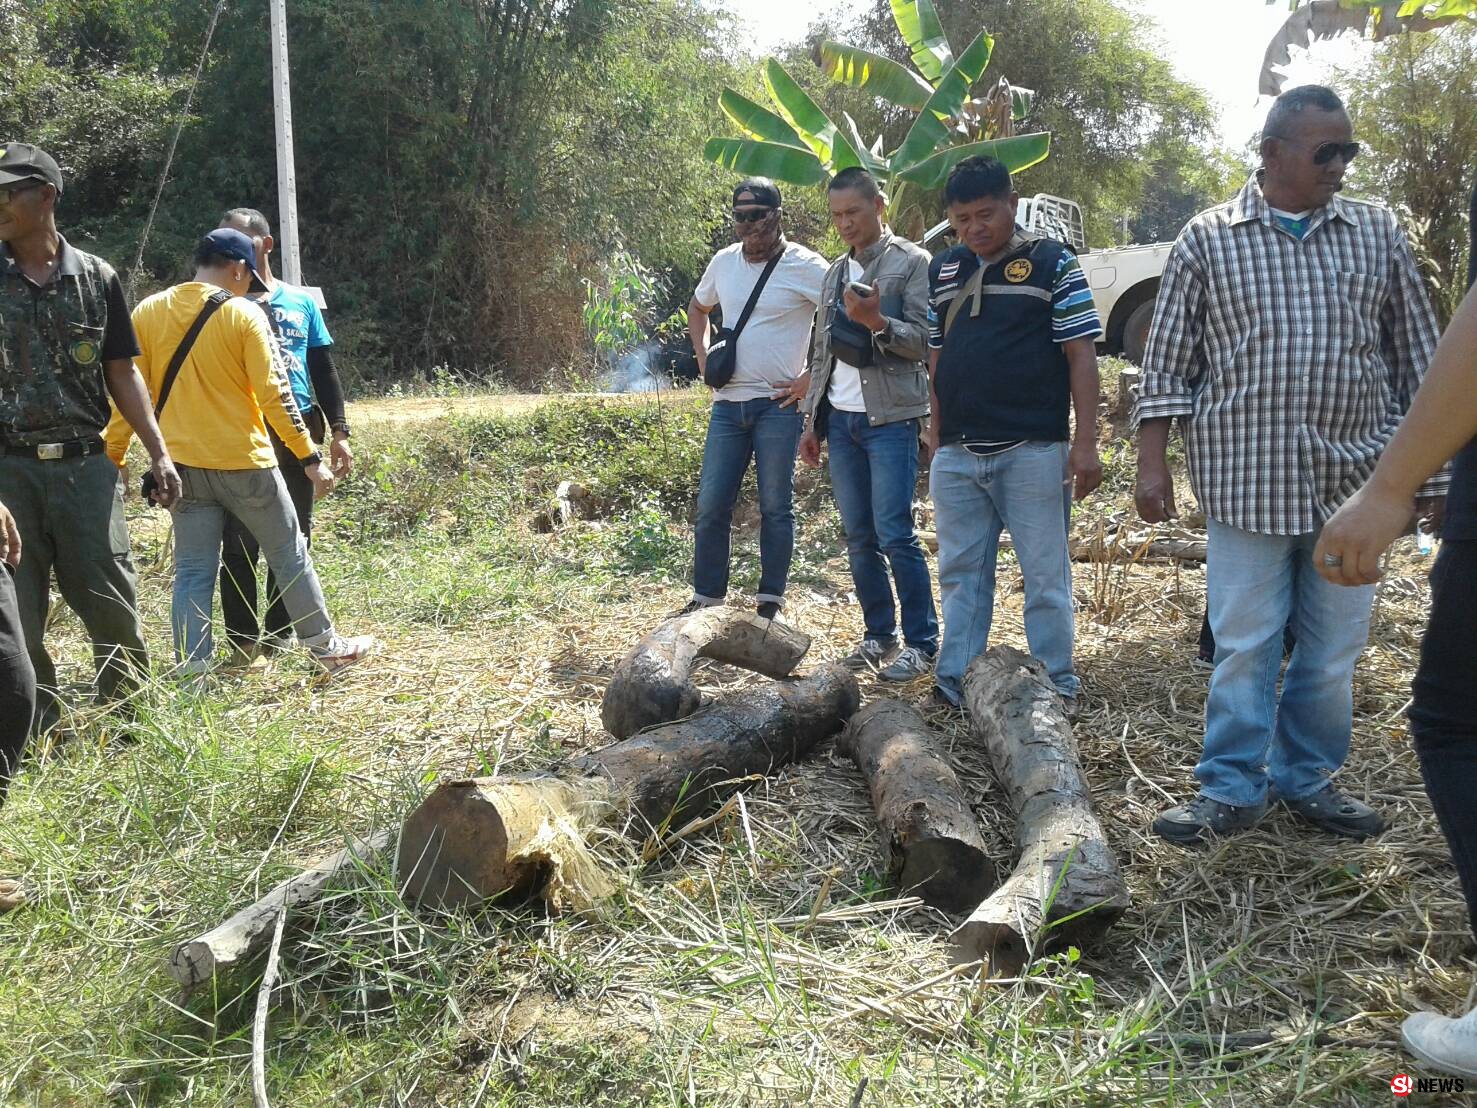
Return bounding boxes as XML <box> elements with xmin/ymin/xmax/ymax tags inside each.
<box><xmin>0</xmin><ymin>563</ymin><xmax>37</xmax><ymax>803</ymax></box>
<box><xmin>1409</xmin><ymin>539</ymin><xmax>1477</xmax><ymax>938</ymax></box>
<box><xmin>219</xmin><ymin>427</ymin><xmax>315</xmax><ymax>649</ymax></box>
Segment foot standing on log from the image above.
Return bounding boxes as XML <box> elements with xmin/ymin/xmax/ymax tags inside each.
<box><xmin>797</xmin><ymin>168</ymin><xmax>939</xmax><ymax>683</ymax></box>
<box><xmin>1135</xmin><ymin>86</ymin><xmax>1444</xmax><ymax>845</ymax></box>
<box><xmin>684</xmin><ymin>179</ymin><xmax>829</xmax><ymax>621</ymax></box>
<box><xmin>924</xmin><ymin>157</ymin><xmax>1104</xmax><ymax>711</ymax></box>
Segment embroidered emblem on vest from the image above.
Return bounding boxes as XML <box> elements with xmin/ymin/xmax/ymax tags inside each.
<box><xmin>70</xmin><ymin>339</ymin><xmax>99</xmax><ymax>365</ymax></box>
<box><xmin>1004</xmin><ymin>258</ymin><xmax>1033</xmax><ymax>283</ymax></box>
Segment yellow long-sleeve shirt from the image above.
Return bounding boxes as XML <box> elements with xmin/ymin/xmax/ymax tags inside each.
<box><xmin>105</xmin><ymin>282</ymin><xmax>315</xmax><ymax>469</ymax></box>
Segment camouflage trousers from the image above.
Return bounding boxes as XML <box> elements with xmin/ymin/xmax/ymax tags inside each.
<box><xmin>0</xmin><ymin>452</ymin><xmax>148</xmax><ymax>733</ymax></box>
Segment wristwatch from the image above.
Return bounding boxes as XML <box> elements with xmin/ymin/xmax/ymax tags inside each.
<box><xmin>871</xmin><ymin>319</ymin><xmax>892</xmax><ymax>342</ymax></box>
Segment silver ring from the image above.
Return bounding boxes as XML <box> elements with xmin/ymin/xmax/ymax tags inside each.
<box><xmin>1322</xmin><ymin>553</ymin><xmax>1344</xmax><ymax>568</ymax></box>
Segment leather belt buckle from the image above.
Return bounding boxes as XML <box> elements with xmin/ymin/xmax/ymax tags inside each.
<box><xmin>36</xmin><ymin>442</ymin><xmax>65</xmax><ymax>461</ymax></box>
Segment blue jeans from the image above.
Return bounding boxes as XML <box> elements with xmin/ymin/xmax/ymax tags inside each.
<box><xmin>692</xmin><ymin>398</ymin><xmax>803</xmax><ymax>606</ymax></box>
<box><xmin>1197</xmin><ymin>518</ymin><xmax>1376</xmax><ymax>807</ymax></box>
<box><xmin>826</xmin><ymin>410</ymin><xmax>937</xmax><ymax>652</ymax></box>
<box><xmin>930</xmin><ymin>441</ymin><xmax>1077</xmax><ymax>702</ymax></box>
<box><xmin>171</xmin><ymin>465</ymin><xmax>337</xmax><ymax>671</ymax></box>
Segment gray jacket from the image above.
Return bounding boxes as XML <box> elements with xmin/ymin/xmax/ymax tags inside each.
<box><xmin>802</xmin><ymin>229</ymin><xmax>932</xmax><ymax>435</ymax></box>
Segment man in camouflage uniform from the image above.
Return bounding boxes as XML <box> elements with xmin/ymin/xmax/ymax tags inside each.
<box><xmin>0</xmin><ymin>143</ymin><xmax>179</xmax><ymax>733</ymax></box>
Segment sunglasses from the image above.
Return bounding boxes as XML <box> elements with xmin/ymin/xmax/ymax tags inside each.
<box><xmin>732</xmin><ymin>207</ymin><xmax>775</xmax><ymax>224</ymax></box>
<box><xmin>1311</xmin><ymin>141</ymin><xmax>1360</xmax><ymax>165</ymax></box>
<box><xmin>0</xmin><ymin>181</ymin><xmax>45</xmax><ymax>205</ymax></box>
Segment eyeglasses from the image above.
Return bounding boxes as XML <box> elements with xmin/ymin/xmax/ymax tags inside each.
<box><xmin>0</xmin><ymin>181</ymin><xmax>45</xmax><ymax>205</ymax></box>
<box><xmin>732</xmin><ymin>207</ymin><xmax>775</xmax><ymax>224</ymax></box>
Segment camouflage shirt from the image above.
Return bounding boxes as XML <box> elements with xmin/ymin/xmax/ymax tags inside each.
<box><xmin>0</xmin><ymin>236</ymin><xmax>140</xmax><ymax>445</ymax></box>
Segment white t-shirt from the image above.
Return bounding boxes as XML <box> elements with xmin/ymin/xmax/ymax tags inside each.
<box><xmin>827</xmin><ymin>259</ymin><xmax>867</xmax><ymax>413</ymax></box>
<box><xmin>694</xmin><ymin>240</ymin><xmax>829</xmax><ymax>402</ymax></box>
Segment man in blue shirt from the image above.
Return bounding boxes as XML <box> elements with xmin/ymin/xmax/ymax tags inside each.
<box><xmin>925</xmin><ymin>156</ymin><xmax>1104</xmax><ymax>715</ymax></box>
<box><xmin>216</xmin><ymin>208</ymin><xmax>354</xmax><ymax>661</ymax></box>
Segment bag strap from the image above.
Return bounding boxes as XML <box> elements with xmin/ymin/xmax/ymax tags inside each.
<box><xmin>154</xmin><ymin>289</ymin><xmax>233</xmax><ymax>419</ymax></box>
<box><xmin>943</xmin><ymin>263</ymin><xmax>988</xmax><ymax>338</ymax></box>
<box><xmin>727</xmin><ymin>249</ymin><xmax>783</xmax><ymax>341</ymax></box>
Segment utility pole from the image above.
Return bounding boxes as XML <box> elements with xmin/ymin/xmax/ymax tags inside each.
<box><xmin>269</xmin><ymin>0</ymin><xmax>303</xmax><ymax>286</ymax></box>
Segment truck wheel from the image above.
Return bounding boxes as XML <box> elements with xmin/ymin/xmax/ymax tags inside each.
<box><xmin>1121</xmin><ymin>300</ymin><xmax>1156</xmax><ymax>365</ymax></box>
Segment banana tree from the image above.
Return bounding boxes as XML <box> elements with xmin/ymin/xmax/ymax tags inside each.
<box><xmin>1261</xmin><ymin>0</ymin><xmax>1477</xmax><ymax>94</ymax></box>
<box><xmin>703</xmin><ymin>0</ymin><xmax>1050</xmax><ymax>232</ymax></box>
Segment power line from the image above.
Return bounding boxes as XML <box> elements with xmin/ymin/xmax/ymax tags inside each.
<box><xmin>129</xmin><ymin>0</ymin><xmax>230</xmax><ymax>292</ymax></box>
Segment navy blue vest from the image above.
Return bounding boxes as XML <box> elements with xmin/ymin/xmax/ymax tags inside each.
<box><xmin>934</xmin><ymin>237</ymin><xmax>1072</xmax><ymax>444</ymax></box>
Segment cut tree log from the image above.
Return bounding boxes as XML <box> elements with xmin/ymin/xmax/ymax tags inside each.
<box><xmin>839</xmin><ymin>699</ymin><xmax>995</xmax><ymax>913</ymax></box>
<box><xmin>600</xmin><ymin>607</ymin><xmax>812</xmax><ymax>740</ymax></box>
<box><xmin>952</xmin><ymin>646</ymin><xmax>1128</xmax><ymax>973</ymax></box>
<box><xmin>915</xmin><ymin>530</ymin><xmax>1204</xmax><ymax>564</ymax></box>
<box><xmin>168</xmin><ymin>829</ymin><xmax>392</xmax><ymax>990</ymax></box>
<box><xmin>400</xmin><ymin>664</ymin><xmax>860</xmax><ymax>910</ymax></box>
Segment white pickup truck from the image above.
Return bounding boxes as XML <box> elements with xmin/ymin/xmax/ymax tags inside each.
<box><xmin>925</xmin><ymin>194</ymin><xmax>1170</xmax><ymax>364</ymax></box>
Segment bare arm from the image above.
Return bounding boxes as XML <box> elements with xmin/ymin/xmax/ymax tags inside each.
<box><xmin>688</xmin><ymin>297</ymin><xmax>714</xmax><ymax>376</ymax></box>
<box><xmin>102</xmin><ymin>358</ymin><xmax>181</xmax><ymax>507</ymax></box>
<box><xmin>1135</xmin><ymin>417</ymin><xmax>1177</xmax><ymax>523</ymax></box>
<box><xmin>1064</xmin><ymin>337</ymin><xmax>1102</xmax><ymax>500</ymax></box>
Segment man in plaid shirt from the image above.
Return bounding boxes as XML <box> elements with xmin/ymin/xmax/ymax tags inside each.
<box><xmin>1134</xmin><ymin>85</ymin><xmax>1446</xmax><ymax>845</ymax></box>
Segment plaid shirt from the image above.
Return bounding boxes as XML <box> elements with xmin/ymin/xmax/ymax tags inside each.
<box><xmin>1136</xmin><ymin>174</ymin><xmax>1447</xmax><ymax>535</ymax></box>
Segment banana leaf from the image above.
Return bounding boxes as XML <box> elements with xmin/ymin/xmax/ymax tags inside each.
<box><xmin>894</xmin><ymin>132</ymin><xmax>1051</xmax><ymax>189</ymax></box>
<box><xmin>819</xmin><ymin>41</ymin><xmax>935</xmax><ymax>111</ymax></box>
<box><xmin>719</xmin><ymin>89</ymin><xmax>803</xmax><ymax>147</ymax></box>
<box><xmin>891</xmin><ymin>32</ymin><xmax>996</xmax><ymax>171</ymax></box>
<box><xmin>763</xmin><ymin>58</ymin><xmax>864</xmax><ymax>172</ymax></box>
<box><xmin>703</xmin><ymin>138</ymin><xmax>828</xmax><ymax>185</ymax></box>
<box><xmin>888</xmin><ymin>0</ymin><xmax>954</xmax><ymax>83</ymax></box>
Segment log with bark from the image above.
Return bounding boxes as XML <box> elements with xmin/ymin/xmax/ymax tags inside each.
<box><xmin>400</xmin><ymin>664</ymin><xmax>860</xmax><ymax>910</ymax></box>
<box><xmin>914</xmin><ymin>530</ymin><xmax>1204</xmax><ymax>564</ymax></box>
<box><xmin>168</xmin><ymin>829</ymin><xmax>393</xmax><ymax>990</ymax></box>
<box><xmin>600</xmin><ymin>607</ymin><xmax>812</xmax><ymax>739</ymax></box>
<box><xmin>839</xmin><ymin>699</ymin><xmax>995</xmax><ymax>913</ymax></box>
<box><xmin>951</xmin><ymin>646</ymin><xmax>1128</xmax><ymax>973</ymax></box>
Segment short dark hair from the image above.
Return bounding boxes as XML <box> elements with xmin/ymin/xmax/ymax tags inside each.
<box><xmin>944</xmin><ymin>156</ymin><xmax>1013</xmax><ymax>207</ymax></box>
<box><xmin>222</xmin><ymin>207</ymin><xmax>271</xmax><ymax>237</ymax></box>
<box><xmin>193</xmin><ymin>242</ymin><xmax>239</xmax><ymax>270</ymax></box>
<box><xmin>1264</xmin><ymin>85</ymin><xmax>1346</xmax><ymax>139</ymax></box>
<box><xmin>828</xmin><ymin>166</ymin><xmax>880</xmax><ymax>200</ymax></box>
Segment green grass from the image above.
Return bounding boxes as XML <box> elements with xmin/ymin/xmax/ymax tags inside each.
<box><xmin>0</xmin><ymin>388</ymin><xmax>1468</xmax><ymax>1106</ymax></box>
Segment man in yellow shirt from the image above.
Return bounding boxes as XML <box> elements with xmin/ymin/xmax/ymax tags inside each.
<box><xmin>107</xmin><ymin>228</ymin><xmax>374</xmax><ymax>674</ymax></box>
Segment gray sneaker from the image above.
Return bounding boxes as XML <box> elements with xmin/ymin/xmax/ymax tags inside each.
<box><xmin>841</xmin><ymin>638</ymin><xmax>897</xmax><ymax>672</ymax></box>
<box><xmin>1152</xmin><ymin>795</ymin><xmax>1267</xmax><ymax>845</ymax></box>
<box><xmin>1280</xmin><ymin>784</ymin><xmax>1385</xmax><ymax>839</ymax></box>
<box><xmin>880</xmin><ymin>645</ymin><xmax>934</xmax><ymax>682</ymax></box>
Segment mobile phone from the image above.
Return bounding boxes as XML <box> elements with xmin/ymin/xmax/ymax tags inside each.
<box><xmin>847</xmin><ymin>281</ymin><xmax>874</xmax><ymax>297</ymax></box>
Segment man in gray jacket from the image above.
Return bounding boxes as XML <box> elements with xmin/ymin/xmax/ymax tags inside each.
<box><xmin>800</xmin><ymin>167</ymin><xmax>938</xmax><ymax>680</ymax></box>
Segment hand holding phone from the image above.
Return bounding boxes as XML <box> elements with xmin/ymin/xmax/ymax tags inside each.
<box><xmin>847</xmin><ymin>281</ymin><xmax>875</xmax><ymax>298</ymax></box>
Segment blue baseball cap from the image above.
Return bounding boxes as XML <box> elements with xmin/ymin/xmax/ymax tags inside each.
<box><xmin>198</xmin><ymin>226</ymin><xmax>267</xmax><ymax>292</ymax></box>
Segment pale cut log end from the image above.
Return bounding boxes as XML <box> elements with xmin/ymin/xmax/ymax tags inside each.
<box><xmin>169</xmin><ymin>941</ymin><xmax>216</xmax><ymax>989</ymax></box>
<box><xmin>398</xmin><ymin>776</ymin><xmax>615</xmax><ymax>911</ymax></box>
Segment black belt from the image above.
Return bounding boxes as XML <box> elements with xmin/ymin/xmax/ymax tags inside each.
<box><xmin>1</xmin><ymin>436</ymin><xmax>106</xmax><ymax>461</ymax></box>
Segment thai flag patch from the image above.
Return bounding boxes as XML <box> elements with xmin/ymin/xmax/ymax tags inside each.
<box><xmin>939</xmin><ymin>260</ymin><xmax>960</xmax><ymax>280</ymax></box>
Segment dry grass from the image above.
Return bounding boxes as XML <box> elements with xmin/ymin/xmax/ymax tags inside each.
<box><xmin>0</xmin><ymin>392</ymin><xmax>1470</xmax><ymax>1106</ymax></box>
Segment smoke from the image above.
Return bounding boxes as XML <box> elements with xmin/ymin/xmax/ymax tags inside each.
<box><xmin>602</xmin><ymin>342</ymin><xmax>666</xmax><ymax>393</ymax></box>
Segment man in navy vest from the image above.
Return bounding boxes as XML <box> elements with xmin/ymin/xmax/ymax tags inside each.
<box><xmin>925</xmin><ymin>156</ymin><xmax>1104</xmax><ymax>714</ymax></box>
